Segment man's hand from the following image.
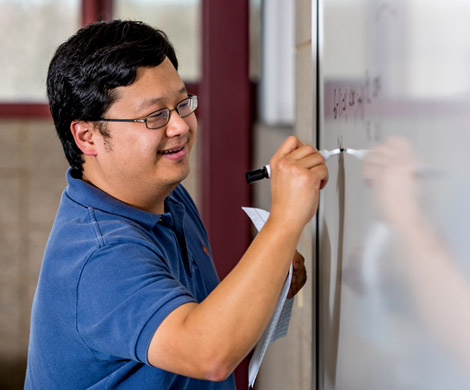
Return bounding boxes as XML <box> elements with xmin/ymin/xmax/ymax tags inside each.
<box><xmin>287</xmin><ymin>251</ymin><xmax>307</xmax><ymax>299</ymax></box>
<box><xmin>269</xmin><ymin>136</ymin><xmax>329</xmax><ymax>234</ymax></box>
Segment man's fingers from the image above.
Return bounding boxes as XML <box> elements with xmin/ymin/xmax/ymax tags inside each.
<box><xmin>288</xmin><ymin>270</ymin><xmax>307</xmax><ymax>298</ymax></box>
<box><xmin>293</xmin><ymin>251</ymin><xmax>305</xmax><ymax>269</ymax></box>
<box><xmin>288</xmin><ymin>251</ymin><xmax>307</xmax><ymax>298</ymax></box>
<box><xmin>275</xmin><ymin>143</ymin><xmax>325</xmax><ymax>169</ymax></box>
<box><xmin>287</xmin><ymin>144</ymin><xmax>322</xmax><ymax>161</ymax></box>
<box><xmin>274</xmin><ymin>136</ymin><xmax>304</xmax><ymax>160</ymax></box>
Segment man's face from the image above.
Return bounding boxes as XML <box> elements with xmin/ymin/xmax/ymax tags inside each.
<box><xmin>86</xmin><ymin>57</ymin><xmax>197</xmax><ymax>207</ymax></box>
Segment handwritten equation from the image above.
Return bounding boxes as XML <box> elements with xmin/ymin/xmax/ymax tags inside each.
<box><xmin>324</xmin><ymin>72</ymin><xmax>384</xmax><ymax>143</ymax></box>
<box><xmin>331</xmin><ymin>72</ymin><xmax>381</xmax><ymax>121</ymax></box>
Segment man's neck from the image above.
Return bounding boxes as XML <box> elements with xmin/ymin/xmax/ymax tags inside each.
<box><xmin>81</xmin><ymin>172</ymin><xmax>175</xmax><ymax>215</ymax></box>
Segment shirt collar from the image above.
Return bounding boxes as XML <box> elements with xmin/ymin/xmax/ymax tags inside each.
<box><xmin>65</xmin><ymin>168</ymin><xmax>182</xmax><ymax>231</ymax></box>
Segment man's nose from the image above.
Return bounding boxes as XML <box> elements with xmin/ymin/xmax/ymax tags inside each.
<box><xmin>165</xmin><ymin>109</ymin><xmax>190</xmax><ymax>137</ymax></box>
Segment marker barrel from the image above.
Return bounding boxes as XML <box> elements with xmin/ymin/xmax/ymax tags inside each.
<box><xmin>245</xmin><ymin>149</ymin><xmax>341</xmax><ymax>184</ymax></box>
<box><xmin>245</xmin><ymin>166</ymin><xmax>270</xmax><ymax>184</ymax></box>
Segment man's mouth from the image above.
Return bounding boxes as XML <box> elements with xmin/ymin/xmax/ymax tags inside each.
<box><xmin>158</xmin><ymin>145</ymin><xmax>185</xmax><ymax>155</ymax></box>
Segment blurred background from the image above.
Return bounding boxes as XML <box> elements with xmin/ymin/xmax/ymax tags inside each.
<box><xmin>0</xmin><ymin>0</ymin><xmax>312</xmax><ymax>389</ymax></box>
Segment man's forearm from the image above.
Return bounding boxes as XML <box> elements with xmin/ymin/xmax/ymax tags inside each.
<box><xmin>148</xmin><ymin>216</ymin><xmax>302</xmax><ymax>380</ymax></box>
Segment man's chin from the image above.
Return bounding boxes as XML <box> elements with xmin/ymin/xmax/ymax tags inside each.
<box><xmin>166</xmin><ymin>167</ymin><xmax>191</xmax><ymax>189</ymax></box>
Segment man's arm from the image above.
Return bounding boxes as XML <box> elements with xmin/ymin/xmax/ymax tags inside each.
<box><xmin>147</xmin><ymin>136</ymin><xmax>328</xmax><ymax>381</ymax></box>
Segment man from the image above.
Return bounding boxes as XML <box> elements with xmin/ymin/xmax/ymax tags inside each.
<box><xmin>25</xmin><ymin>20</ymin><xmax>328</xmax><ymax>389</ymax></box>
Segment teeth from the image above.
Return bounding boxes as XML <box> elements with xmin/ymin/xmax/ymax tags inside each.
<box><xmin>160</xmin><ymin>146</ymin><xmax>183</xmax><ymax>154</ymax></box>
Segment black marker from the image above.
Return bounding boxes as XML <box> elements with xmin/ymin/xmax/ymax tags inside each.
<box><xmin>245</xmin><ymin>148</ymin><xmax>343</xmax><ymax>184</ymax></box>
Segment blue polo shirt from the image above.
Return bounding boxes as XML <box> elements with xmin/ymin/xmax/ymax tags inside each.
<box><xmin>25</xmin><ymin>169</ymin><xmax>236</xmax><ymax>389</ymax></box>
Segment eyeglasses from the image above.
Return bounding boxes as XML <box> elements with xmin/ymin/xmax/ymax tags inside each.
<box><xmin>97</xmin><ymin>94</ymin><xmax>198</xmax><ymax>129</ymax></box>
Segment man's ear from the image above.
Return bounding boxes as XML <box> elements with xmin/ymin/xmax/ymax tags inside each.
<box><xmin>70</xmin><ymin>121</ymin><xmax>98</xmax><ymax>156</ymax></box>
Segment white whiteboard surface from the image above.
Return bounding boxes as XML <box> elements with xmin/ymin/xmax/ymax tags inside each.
<box><xmin>317</xmin><ymin>1</ymin><xmax>470</xmax><ymax>389</ymax></box>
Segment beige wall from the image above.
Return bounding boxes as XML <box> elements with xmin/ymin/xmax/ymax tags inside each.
<box><xmin>0</xmin><ymin>119</ymin><xmax>68</xmax><ymax>387</ymax></box>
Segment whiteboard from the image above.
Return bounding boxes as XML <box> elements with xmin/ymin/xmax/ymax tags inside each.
<box><xmin>317</xmin><ymin>1</ymin><xmax>470</xmax><ymax>389</ymax></box>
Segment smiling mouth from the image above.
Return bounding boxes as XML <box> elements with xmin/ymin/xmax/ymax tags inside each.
<box><xmin>158</xmin><ymin>145</ymin><xmax>185</xmax><ymax>155</ymax></box>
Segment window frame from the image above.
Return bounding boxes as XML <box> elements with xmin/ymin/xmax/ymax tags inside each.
<box><xmin>0</xmin><ymin>0</ymin><xmax>113</xmax><ymax>119</ymax></box>
<box><xmin>0</xmin><ymin>0</ymin><xmax>201</xmax><ymax>119</ymax></box>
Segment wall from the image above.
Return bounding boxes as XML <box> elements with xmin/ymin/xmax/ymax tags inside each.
<box><xmin>0</xmin><ymin>119</ymin><xmax>67</xmax><ymax>387</ymax></box>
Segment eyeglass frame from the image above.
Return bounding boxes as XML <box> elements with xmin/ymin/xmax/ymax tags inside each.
<box><xmin>96</xmin><ymin>94</ymin><xmax>198</xmax><ymax>129</ymax></box>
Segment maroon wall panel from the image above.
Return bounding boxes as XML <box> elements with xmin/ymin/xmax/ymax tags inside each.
<box><xmin>201</xmin><ymin>0</ymin><xmax>252</xmax><ymax>279</ymax></box>
<box><xmin>201</xmin><ymin>1</ymin><xmax>252</xmax><ymax>387</ymax></box>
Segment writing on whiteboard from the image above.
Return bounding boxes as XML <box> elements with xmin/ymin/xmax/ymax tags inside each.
<box><xmin>332</xmin><ymin>71</ymin><xmax>381</xmax><ymax>121</ymax></box>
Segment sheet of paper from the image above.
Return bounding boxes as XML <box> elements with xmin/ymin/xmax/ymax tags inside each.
<box><xmin>241</xmin><ymin>207</ymin><xmax>294</xmax><ymax>389</ymax></box>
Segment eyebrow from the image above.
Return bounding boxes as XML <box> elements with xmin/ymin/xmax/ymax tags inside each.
<box><xmin>137</xmin><ymin>86</ymin><xmax>188</xmax><ymax>112</ymax></box>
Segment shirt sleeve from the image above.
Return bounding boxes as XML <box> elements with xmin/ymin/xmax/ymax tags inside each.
<box><xmin>76</xmin><ymin>242</ymin><xmax>197</xmax><ymax>364</ymax></box>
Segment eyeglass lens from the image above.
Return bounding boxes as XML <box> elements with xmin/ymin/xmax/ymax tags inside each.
<box><xmin>147</xmin><ymin>96</ymin><xmax>198</xmax><ymax>129</ymax></box>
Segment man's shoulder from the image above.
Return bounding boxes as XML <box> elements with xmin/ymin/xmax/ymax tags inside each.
<box><xmin>51</xmin><ymin>190</ymin><xmax>156</xmax><ymax>255</ymax></box>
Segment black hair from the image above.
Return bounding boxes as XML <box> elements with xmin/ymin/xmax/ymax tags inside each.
<box><xmin>47</xmin><ymin>20</ymin><xmax>178</xmax><ymax>178</ymax></box>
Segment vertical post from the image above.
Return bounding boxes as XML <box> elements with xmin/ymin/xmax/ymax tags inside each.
<box><xmin>201</xmin><ymin>0</ymin><xmax>252</xmax><ymax>387</ymax></box>
<box><xmin>201</xmin><ymin>1</ymin><xmax>252</xmax><ymax>282</ymax></box>
<box><xmin>82</xmin><ymin>0</ymin><xmax>113</xmax><ymax>26</ymax></box>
